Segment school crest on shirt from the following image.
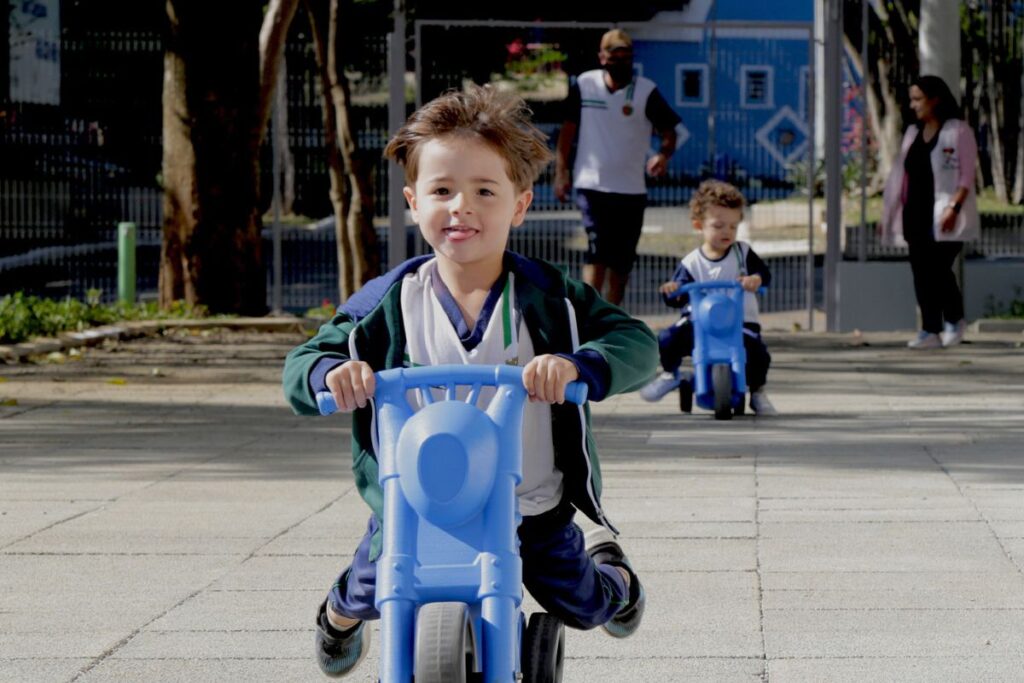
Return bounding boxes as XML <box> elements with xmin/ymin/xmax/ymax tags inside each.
<box><xmin>942</xmin><ymin>147</ymin><xmax>959</xmax><ymax>170</ymax></box>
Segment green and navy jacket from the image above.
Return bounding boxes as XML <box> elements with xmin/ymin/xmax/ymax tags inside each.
<box><xmin>282</xmin><ymin>252</ymin><xmax>658</xmax><ymax>561</ymax></box>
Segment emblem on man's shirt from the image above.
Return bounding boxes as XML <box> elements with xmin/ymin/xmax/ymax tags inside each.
<box><xmin>942</xmin><ymin>147</ymin><xmax>959</xmax><ymax>169</ymax></box>
<box><xmin>505</xmin><ymin>358</ymin><xmax>519</xmax><ymax>366</ymax></box>
<box><xmin>622</xmin><ymin>104</ymin><xmax>633</xmax><ymax>116</ymax></box>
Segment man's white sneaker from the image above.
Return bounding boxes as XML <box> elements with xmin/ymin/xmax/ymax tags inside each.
<box><xmin>907</xmin><ymin>331</ymin><xmax>942</xmax><ymax>350</ymax></box>
<box><xmin>639</xmin><ymin>371</ymin><xmax>680</xmax><ymax>402</ymax></box>
<box><xmin>749</xmin><ymin>389</ymin><xmax>778</xmax><ymax>415</ymax></box>
<box><xmin>940</xmin><ymin>319</ymin><xmax>967</xmax><ymax>347</ymax></box>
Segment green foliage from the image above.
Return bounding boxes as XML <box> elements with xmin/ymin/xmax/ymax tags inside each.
<box><xmin>304</xmin><ymin>298</ymin><xmax>338</xmax><ymax>321</ymax></box>
<box><xmin>985</xmin><ymin>288</ymin><xmax>1024</xmax><ymax>319</ymax></box>
<box><xmin>493</xmin><ymin>40</ymin><xmax>568</xmax><ymax>94</ymax></box>
<box><xmin>786</xmin><ymin>156</ymin><xmax>868</xmax><ymax>198</ymax></box>
<box><xmin>0</xmin><ymin>291</ymin><xmax>209</xmax><ymax>345</ymax></box>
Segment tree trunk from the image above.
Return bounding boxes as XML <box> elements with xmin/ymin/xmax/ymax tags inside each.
<box><xmin>304</xmin><ymin>0</ymin><xmax>380</xmax><ymax>303</ymax></box>
<box><xmin>844</xmin><ymin>32</ymin><xmax>895</xmax><ymax>192</ymax></box>
<box><xmin>1014</xmin><ymin>25</ymin><xmax>1024</xmax><ymax>204</ymax></box>
<box><xmin>305</xmin><ymin>0</ymin><xmax>352</xmax><ymax>301</ymax></box>
<box><xmin>278</xmin><ymin>68</ymin><xmax>297</xmax><ymax>215</ymax></box>
<box><xmin>272</xmin><ymin>63</ymin><xmax>297</xmax><ymax>215</ymax></box>
<box><xmin>329</xmin><ymin>0</ymin><xmax>380</xmax><ymax>293</ymax></box>
<box><xmin>258</xmin><ymin>0</ymin><xmax>300</xmax><ymax>137</ymax></box>
<box><xmin>260</xmin><ymin>0</ymin><xmax>300</xmax><ymax>215</ymax></box>
<box><xmin>984</xmin><ymin>9</ymin><xmax>1009</xmax><ymax>202</ymax></box>
<box><xmin>918</xmin><ymin>0</ymin><xmax>960</xmax><ymax>97</ymax></box>
<box><xmin>849</xmin><ymin>4</ymin><xmax>913</xmax><ymax>192</ymax></box>
<box><xmin>161</xmin><ymin>1</ymin><xmax>266</xmax><ymax>315</ymax></box>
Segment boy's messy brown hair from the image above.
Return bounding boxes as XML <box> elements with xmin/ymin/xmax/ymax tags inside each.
<box><xmin>689</xmin><ymin>179</ymin><xmax>746</xmax><ymax>221</ymax></box>
<box><xmin>383</xmin><ymin>84</ymin><xmax>553</xmax><ymax>192</ymax></box>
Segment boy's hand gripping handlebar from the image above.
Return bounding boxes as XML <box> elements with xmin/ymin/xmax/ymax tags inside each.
<box><xmin>314</xmin><ymin>364</ymin><xmax>588</xmax><ymax>416</ymax></box>
<box><xmin>666</xmin><ymin>281</ymin><xmax>767</xmax><ymax>300</ymax></box>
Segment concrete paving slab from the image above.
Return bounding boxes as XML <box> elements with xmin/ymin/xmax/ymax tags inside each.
<box><xmin>0</xmin><ymin>499</ymin><xmax>104</xmax><ymax>545</ymax></box>
<box><xmin>760</xmin><ymin>523</ymin><xmax>1017</xmax><ymax>573</ymax></box>
<box><xmin>565</xmin><ymin>658</ymin><xmax>766</xmax><ymax>682</ymax></box>
<box><xmin>3</xmin><ymin>327</ymin><xmax>1023</xmax><ymax>681</ymax></box>
<box><xmin>763</xmin><ymin>609</ymin><xmax>1024</xmax><ymax>658</ymax></box>
<box><xmin>77</xmin><ymin>659</ymin><xmax>321</xmax><ymax>683</ymax></box>
<box><xmin>0</xmin><ymin>658</ymin><xmax>94</xmax><ymax>683</ymax></box>
<box><xmin>146</xmin><ymin>588</ymin><xmax>318</xmax><ymax>632</ymax></box>
<box><xmin>768</xmin><ymin>656</ymin><xmax>1024</xmax><ymax>683</ymax></box>
<box><xmin>763</xmin><ymin>575</ymin><xmax>1024</xmax><ymax>610</ymax></box>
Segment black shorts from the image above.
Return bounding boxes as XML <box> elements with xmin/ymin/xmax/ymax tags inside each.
<box><xmin>575</xmin><ymin>189</ymin><xmax>647</xmax><ymax>275</ymax></box>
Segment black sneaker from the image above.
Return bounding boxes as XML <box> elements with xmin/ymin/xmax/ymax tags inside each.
<box><xmin>584</xmin><ymin>527</ymin><xmax>645</xmax><ymax>638</ymax></box>
<box><xmin>314</xmin><ymin>599</ymin><xmax>370</xmax><ymax>678</ymax></box>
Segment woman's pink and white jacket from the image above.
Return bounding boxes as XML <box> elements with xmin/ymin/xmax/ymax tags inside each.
<box><xmin>881</xmin><ymin>118</ymin><xmax>979</xmax><ymax>246</ymax></box>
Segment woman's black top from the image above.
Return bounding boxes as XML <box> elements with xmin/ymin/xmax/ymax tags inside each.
<box><xmin>902</xmin><ymin>127</ymin><xmax>939</xmax><ymax>243</ymax></box>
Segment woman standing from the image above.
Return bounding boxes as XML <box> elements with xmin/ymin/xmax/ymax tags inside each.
<box><xmin>882</xmin><ymin>75</ymin><xmax>978</xmax><ymax>349</ymax></box>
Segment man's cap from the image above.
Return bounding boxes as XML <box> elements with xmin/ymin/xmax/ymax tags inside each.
<box><xmin>600</xmin><ymin>29</ymin><xmax>632</xmax><ymax>53</ymax></box>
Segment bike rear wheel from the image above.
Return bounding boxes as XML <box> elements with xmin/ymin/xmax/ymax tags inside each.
<box><xmin>521</xmin><ymin>612</ymin><xmax>565</xmax><ymax>683</ymax></box>
<box><xmin>712</xmin><ymin>364</ymin><xmax>733</xmax><ymax>421</ymax></box>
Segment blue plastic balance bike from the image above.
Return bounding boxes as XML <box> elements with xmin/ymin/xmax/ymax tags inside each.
<box><xmin>316</xmin><ymin>364</ymin><xmax>587</xmax><ymax>683</ymax></box>
<box><xmin>671</xmin><ymin>281</ymin><xmax>755</xmax><ymax>420</ymax></box>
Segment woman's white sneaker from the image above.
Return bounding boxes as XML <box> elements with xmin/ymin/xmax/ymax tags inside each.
<box><xmin>940</xmin><ymin>319</ymin><xmax>967</xmax><ymax>347</ymax></box>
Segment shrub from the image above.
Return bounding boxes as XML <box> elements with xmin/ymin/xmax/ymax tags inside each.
<box><xmin>0</xmin><ymin>291</ymin><xmax>208</xmax><ymax>344</ymax></box>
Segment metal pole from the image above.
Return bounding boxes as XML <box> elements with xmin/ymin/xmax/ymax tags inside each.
<box><xmin>806</xmin><ymin>28</ymin><xmax>816</xmax><ymax>331</ymax></box>
<box><xmin>824</xmin><ymin>0</ymin><xmax>843</xmax><ymax>332</ymax></box>
<box><xmin>707</xmin><ymin>0</ymin><xmax>717</xmax><ymax>171</ymax></box>
<box><xmin>271</xmin><ymin>68</ymin><xmax>284</xmax><ymax>315</ymax></box>
<box><xmin>388</xmin><ymin>0</ymin><xmax>408</xmax><ymax>269</ymax></box>
<box><xmin>858</xmin><ymin>0</ymin><xmax>868</xmax><ymax>263</ymax></box>
<box><xmin>117</xmin><ymin>221</ymin><xmax>136</xmax><ymax>304</ymax></box>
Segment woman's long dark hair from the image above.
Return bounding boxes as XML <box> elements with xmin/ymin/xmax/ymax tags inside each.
<box><xmin>912</xmin><ymin>75</ymin><xmax>962</xmax><ymax>122</ymax></box>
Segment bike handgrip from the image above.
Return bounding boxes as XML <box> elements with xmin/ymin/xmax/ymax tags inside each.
<box><xmin>315</xmin><ymin>378</ymin><xmax>587</xmax><ymax>416</ymax></box>
<box><xmin>563</xmin><ymin>381</ymin><xmax>588</xmax><ymax>405</ymax></box>
<box><xmin>316</xmin><ymin>391</ymin><xmax>338</xmax><ymax>416</ymax></box>
<box><xmin>668</xmin><ymin>281</ymin><xmax>767</xmax><ymax>299</ymax></box>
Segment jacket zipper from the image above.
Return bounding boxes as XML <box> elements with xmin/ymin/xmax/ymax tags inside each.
<box><xmin>563</xmin><ymin>297</ymin><xmax>617</xmax><ymax>535</ymax></box>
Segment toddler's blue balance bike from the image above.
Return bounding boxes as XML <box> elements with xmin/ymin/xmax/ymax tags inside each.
<box><xmin>671</xmin><ymin>281</ymin><xmax>753</xmax><ymax>420</ymax></box>
<box><xmin>316</xmin><ymin>365</ymin><xmax>587</xmax><ymax>682</ymax></box>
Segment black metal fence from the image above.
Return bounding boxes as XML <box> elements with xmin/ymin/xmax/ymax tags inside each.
<box><xmin>2</xmin><ymin>10</ymin><xmax>1021</xmax><ymax>318</ymax></box>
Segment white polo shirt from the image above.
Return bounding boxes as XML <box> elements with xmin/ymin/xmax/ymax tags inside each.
<box><xmin>571</xmin><ymin>69</ymin><xmax>673</xmax><ymax>195</ymax></box>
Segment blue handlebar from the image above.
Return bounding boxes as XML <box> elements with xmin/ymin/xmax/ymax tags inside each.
<box><xmin>667</xmin><ymin>281</ymin><xmax>767</xmax><ymax>299</ymax></box>
<box><xmin>315</xmin><ymin>364</ymin><xmax>588</xmax><ymax>416</ymax></box>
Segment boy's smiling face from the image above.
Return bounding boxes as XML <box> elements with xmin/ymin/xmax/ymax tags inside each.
<box><xmin>694</xmin><ymin>204</ymin><xmax>742</xmax><ymax>256</ymax></box>
<box><xmin>404</xmin><ymin>135</ymin><xmax>533</xmax><ymax>276</ymax></box>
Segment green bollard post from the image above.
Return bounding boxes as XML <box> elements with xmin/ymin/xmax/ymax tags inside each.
<box><xmin>117</xmin><ymin>221</ymin><xmax>137</xmax><ymax>304</ymax></box>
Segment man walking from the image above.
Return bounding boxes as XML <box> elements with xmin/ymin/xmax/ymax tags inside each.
<box><xmin>555</xmin><ymin>28</ymin><xmax>680</xmax><ymax>305</ymax></box>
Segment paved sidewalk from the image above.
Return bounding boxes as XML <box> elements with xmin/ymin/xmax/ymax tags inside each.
<box><xmin>1</xmin><ymin>325</ymin><xmax>1023</xmax><ymax>682</ymax></box>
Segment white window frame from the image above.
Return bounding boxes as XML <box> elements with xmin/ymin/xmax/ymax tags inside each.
<box><xmin>741</xmin><ymin>64</ymin><xmax>775</xmax><ymax>110</ymax></box>
<box><xmin>675</xmin><ymin>63</ymin><xmax>708</xmax><ymax>108</ymax></box>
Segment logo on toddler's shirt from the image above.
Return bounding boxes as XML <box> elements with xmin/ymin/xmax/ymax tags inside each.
<box><xmin>942</xmin><ymin>147</ymin><xmax>959</xmax><ymax>170</ymax></box>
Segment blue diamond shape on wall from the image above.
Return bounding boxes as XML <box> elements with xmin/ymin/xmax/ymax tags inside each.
<box><xmin>755</xmin><ymin>106</ymin><xmax>809</xmax><ymax>167</ymax></box>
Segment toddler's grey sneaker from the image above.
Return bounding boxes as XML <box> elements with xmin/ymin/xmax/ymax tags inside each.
<box><xmin>749</xmin><ymin>388</ymin><xmax>778</xmax><ymax>415</ymax></box>
<box><xmin>315</xmin><ymin>599</ymin><xmax>370</xmax><ymax>678</ymax></box>
<box><xmin>585</xmin><ymin>527</ymin><xmax>645</xmax><ymax>638</ymax></box>
<box><xmin>639</xmin><ymin>371</ymin><xmax>680</xmax><ymax>402</ymax></box>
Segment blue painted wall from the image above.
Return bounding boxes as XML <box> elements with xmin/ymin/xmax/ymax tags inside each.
<box><xmin>712</xmin><ymin>0</ymin><xmax>812</xmax><ymax>23</ymax></box>
<box><xmin>629</xmin><ymin>1</ymin><xmax>815</xmax><ymax>201</ymax></box>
